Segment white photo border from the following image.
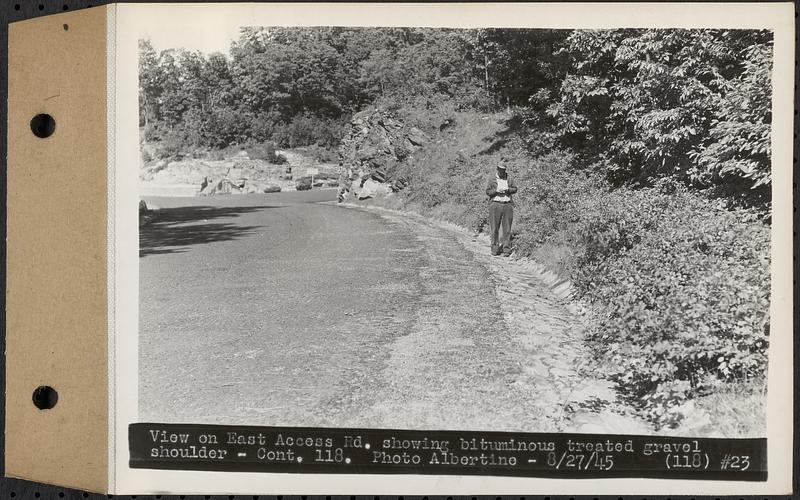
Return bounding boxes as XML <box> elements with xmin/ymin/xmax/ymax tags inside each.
<box><xmin>111</xmin><ymin>2</ymin><xmax>795</xmax><ymax>495</ymax></box>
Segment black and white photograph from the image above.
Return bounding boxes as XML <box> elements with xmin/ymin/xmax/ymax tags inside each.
<box><xmin>136</xmin><ymin>21</ymin><xmax>776</xmax><ymax>441</ymax></box>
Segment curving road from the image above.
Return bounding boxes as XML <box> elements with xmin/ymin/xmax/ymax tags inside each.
<box><xmin>139</xmin><ymin>190</ymin><xmax>644</xmax><ymax>433</ymax></box>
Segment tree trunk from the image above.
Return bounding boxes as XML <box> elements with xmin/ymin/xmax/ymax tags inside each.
<box><xmin>484</xmin><ymin>48</ymin><xmax>490</xmax><ymax>96</ymax></box>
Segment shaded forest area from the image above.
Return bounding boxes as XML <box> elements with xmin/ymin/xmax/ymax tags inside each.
<box><xmin>140</xmin><ymin>27</ymin><xmax>773</xmax><ymax>432</ymax></box>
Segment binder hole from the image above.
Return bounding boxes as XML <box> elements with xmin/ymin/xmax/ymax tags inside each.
<box><xmin>38</xmin><ymin>4</ymin><xmax>44</xmax><ymax>10</ymax></box>
<box><xmin>63</xmin><ymin>4</ymin><xmax>69</xmax><ymax>10</ymax></box>
<box><xmin>32</xmin><ymin>385</ymin><xmax>58</xmax><ymax>409</ymax></box>
<box><xmin>14</xmin><ymin>4</ymin><xmax>20</xmax><ymax>10</ymax></box>
<box><xmin>63</xmin><ymin>24</ymin><xmax>69</xmax><ymax>31</ymax></box>
<box><xmin>30</xmin><ymin>114</ymin><xmax>56</xmax><ymax>138</ymax></box>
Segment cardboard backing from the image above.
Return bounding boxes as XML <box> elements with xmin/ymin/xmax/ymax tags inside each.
<box><xmin>6</xmin><ymin>6</ymin><xmax>108</xmax><ymax>493</ymax></box>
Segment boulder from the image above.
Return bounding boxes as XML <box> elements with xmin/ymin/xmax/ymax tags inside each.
<box><xmin>406</xmin><ymin>127</ymin><xmax>428</xmax><ymax>146</ymax></box>
<box><xmin>200</xmin><ymin>178</ymin><xmax>242</xmax><ymax>196</ymax></box>
<box><xmin>370</xmin><ymin>169</ymin><xmax>388</xmax><ymax>183</ymax></box>
<box><xmin>243</xmin><ymin>180</ymin><xmax>265</xmax><ymax>193</ymax></box>
<box><xmin>355</xmin><ymin>144</ymin><xmax>379</xmax><ymax>161</ymax></box>
<box><xmin>356</xmin><ymin>178</ymin><xmax>392</xmax><ymax>200</ymax></box>
<box><xmin>391</xmin><ymin>178</ymin><xmax>409</xmax><ymax>192</ymax></box>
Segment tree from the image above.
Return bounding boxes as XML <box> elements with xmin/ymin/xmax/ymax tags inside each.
<box><xmin>693</xmin><ymin>34</ymin><xmax>773</xmax><ymax>196</ymax></box>
<box><xmin>477</xmin><ymin>28</ymin><xmax>570</xmax><ymax>107</ymax></box>
<box><xmin>545</xmin><ymin>28</ymin><xmax>773</xmax><ymax>201</ymax></box>
<box><xmin>138</xmin><ymin>39</ymin><xmax>162</xmax><ymax>129</ymax></box>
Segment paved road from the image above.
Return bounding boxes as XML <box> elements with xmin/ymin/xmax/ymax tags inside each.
<box><xmin>139</xmin><ymin>190</ymin><xmax>643</xmax><ymax>433</ymax></box>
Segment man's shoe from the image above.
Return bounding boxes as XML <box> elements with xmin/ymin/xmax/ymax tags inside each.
<box><xmin>491</xmin><ymin>246</ymin><xmax>501</xmax><ymax>256</ymax></box>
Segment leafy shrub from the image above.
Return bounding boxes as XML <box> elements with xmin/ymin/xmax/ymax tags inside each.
<box><xmin>295</xmin><ymin>177</ymin><xmax>312</xmax><ymax>191</ymax></box>
<box><xmin>153</xmin><ymin>128</ymin><xmax>194</xmax><ymax>160</ymax></box>
<box><xmin>574</xmin><ymin>183</ymin><xmax>770</xmax><ymax>426</ymax></box>
<box><xmin>272</xmin><ymin>113</ymin><xmax>347</xmax><ymax>149</ymax></box>
<box><xmin>140</xmin><ymin>147</ymin><xmax>154</xmax><ymax>164</ymax></box>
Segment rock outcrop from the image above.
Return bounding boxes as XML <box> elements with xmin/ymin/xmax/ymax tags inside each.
<box><xmin>337</xmin><ymin>108</ymin><xmax>428</xmax><ymax>201</ymax></box>
<box><xmin>198</xmin><ymin>176</ymin><xmax>283</xmax><ymax>196</ymax></box>
<box><xmin>140</xmin><ymin>149</ymin><xmax>337</xmax><ymax>196</ymax></box>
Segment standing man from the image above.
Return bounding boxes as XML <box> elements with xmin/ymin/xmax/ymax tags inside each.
<box><xmin>486</xmin><ymin>161</ymin><xmax>517</xmax><ymax>256</ymax></box>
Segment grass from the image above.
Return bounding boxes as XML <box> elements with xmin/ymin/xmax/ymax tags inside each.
<box><xmin>694</xmin><ymin>379</ymin><xmax>767</xmax><ymax>438</ymax></box>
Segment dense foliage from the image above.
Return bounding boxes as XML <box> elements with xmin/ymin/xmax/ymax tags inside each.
<box><xmin>572</xmin><ymin>183</ymin><xmax>769</xmax><ymax>423</ymax></box>
<box><xmin>141</xmin><ymin>27</ymin><xmax>773</xmax><ymax>201</ymax></box>
<box><xmin>538</xmin><ymin>29</ymin><xmax>773</xmax><ymax>204</ymax></box>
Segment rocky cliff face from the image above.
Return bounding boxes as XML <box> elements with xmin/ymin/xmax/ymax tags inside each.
<box><xmin>337</xmin><ymin>108</ymin><xmax>427</xmax><ymax>201</ymax></box>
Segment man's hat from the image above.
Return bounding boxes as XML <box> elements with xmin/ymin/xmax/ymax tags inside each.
<box><xmin>496</xmin><ymin>163</ymin><xmax>507</xmax><ymax>170</ymax></box>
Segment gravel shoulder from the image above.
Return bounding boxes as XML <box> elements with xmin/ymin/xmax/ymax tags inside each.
<box><xmin>338</xmin><ymin>203</ymin><xmax>655</xmax><ymax>434</ymax></box>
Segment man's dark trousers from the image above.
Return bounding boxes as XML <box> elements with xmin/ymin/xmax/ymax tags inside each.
<box><xmin>489</xmin><ymin>201</ymin><xmax>513</xmax><ymax>255</ymax></box>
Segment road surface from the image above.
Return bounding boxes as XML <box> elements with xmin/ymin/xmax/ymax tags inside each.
<box><xmin>139</xmin><ymin>190</ymin><xmax>649</xmax><ymax>433</ymax></box>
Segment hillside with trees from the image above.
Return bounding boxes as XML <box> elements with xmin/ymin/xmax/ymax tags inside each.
<box><xmin>140</xmin><ymin>27</ymin><xmax>773</xmax><ymax>433</ymax></box>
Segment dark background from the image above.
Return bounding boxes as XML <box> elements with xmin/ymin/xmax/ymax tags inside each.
<box><xmin>0</xmin><ymin>0</ymin><xmax>796</xmax><ymax>498</ymax></box>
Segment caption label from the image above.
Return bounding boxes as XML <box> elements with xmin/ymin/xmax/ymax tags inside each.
<box><xmin>130</xmin><ymin>424</ymin><xmax>765</xmax><ymax>480</ymax></box>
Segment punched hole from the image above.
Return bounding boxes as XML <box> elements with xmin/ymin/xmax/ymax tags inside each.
<box><xmin>63</xmin><ymin>24</ymin><xmax>69</xmax><ymax>31</ymax></box>
<box><xmin>14</xmin><ymin>4</ymin><xmax>20</xmax><ymax>10</ymax></box>
<box><xmin>30</xmin><ymin>113</ymin><xmax>56</xmax><ymax>138</ymax></box>
<box><xmin>32</xmin><ymin>385</ymin><xmax>58</xmax><ymax>409</ymax></box>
